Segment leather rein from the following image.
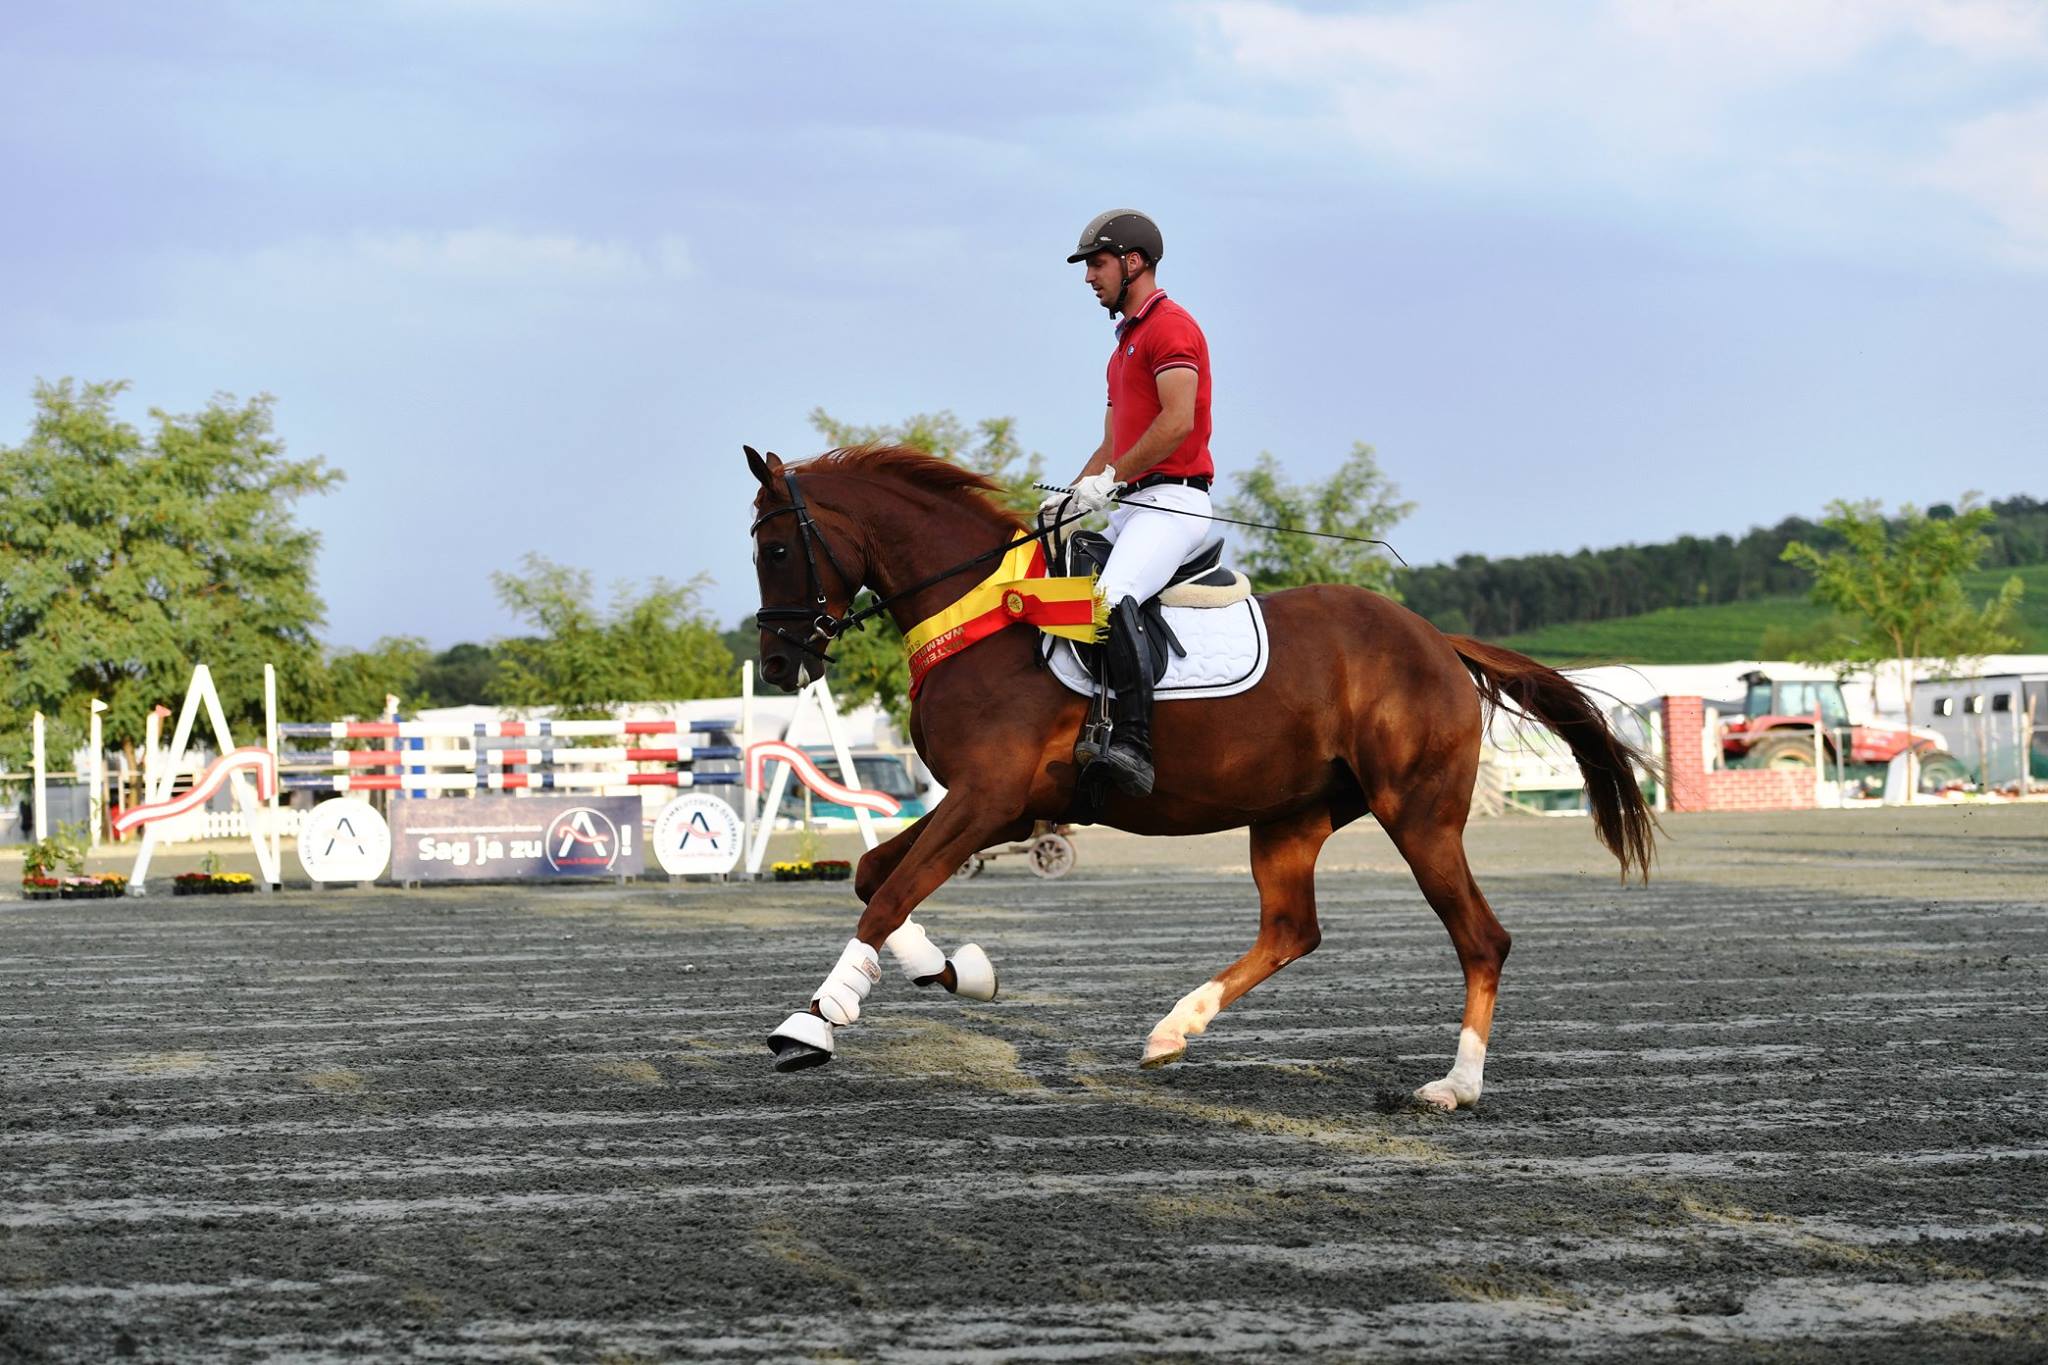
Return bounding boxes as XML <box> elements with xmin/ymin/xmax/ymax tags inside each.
<box><xmin>750</xmin><ymin>472</ymin><xmax>1085</xmax><ymax>664</ymax></box>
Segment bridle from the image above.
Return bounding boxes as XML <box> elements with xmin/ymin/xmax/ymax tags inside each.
<box><xmin>750</xmin><ymin>471</ymin><xmax>1092</xmax><ymax>666</ymax></box>
<box><xmin>749</xmin><ymin>472</ymin><xmax>863</xmax><ymax>664</ymax></box>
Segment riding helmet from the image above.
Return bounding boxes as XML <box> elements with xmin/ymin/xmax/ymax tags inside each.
<box><xmin>1066</xmin><ymin>210</ymin><xmax>1163</xmax><ymax>265</ymax></box>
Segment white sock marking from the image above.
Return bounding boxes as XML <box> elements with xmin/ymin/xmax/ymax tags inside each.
<box><xmin>1417</xmin><ymin>1027</ymin><xmax>1488</xmax><ymax>1108</ymax></box>
<box><xmin>1150</xmin><ymin>981</ymin><xmax>1224</xmax><ymax>1046</ymax></box>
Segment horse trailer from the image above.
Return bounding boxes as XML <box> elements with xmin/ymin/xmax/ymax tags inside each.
<box><xmin>1912</xmin><ymin>673</ymin><xmax>2047</xmax><ymax>790</ymax></box>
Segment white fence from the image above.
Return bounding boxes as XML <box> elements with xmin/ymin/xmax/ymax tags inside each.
<box><xmin>143</xmin><ymin>807</ymin><xmax>305</xmax><ymax>845</ymax></box>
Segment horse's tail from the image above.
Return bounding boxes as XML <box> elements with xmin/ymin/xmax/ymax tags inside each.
<box><xmin>1445</xmin><ymin>635</ymin><xmax>1657</xmax><ymax>883</ymax></box>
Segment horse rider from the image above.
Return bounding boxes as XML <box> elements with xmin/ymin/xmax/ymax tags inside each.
<box><xmin>1046</xmin><ymin>208</ymin><xmax>1216</xmax><ymax>797</ymax></box>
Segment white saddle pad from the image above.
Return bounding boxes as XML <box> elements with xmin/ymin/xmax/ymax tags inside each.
<box><xmin>1042</xmin><ymin>596</ymin><xmax>1269</xmax><ymax>702</ymax></box>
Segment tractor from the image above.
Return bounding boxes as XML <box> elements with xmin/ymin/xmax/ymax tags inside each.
<box><xmin>1713</xmin><ymin>670</ymin><xmax>1965</xmax><ymax>791</ymax></box>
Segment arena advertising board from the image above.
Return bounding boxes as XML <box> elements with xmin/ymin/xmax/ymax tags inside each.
<box><xmin>297</xmin><ymin>798</ymin><xmax>392</xmax><ymax>883</ymax></box>
<box><xmin>390</xmin><ymin>796</ymin><xmax>643</xmax><ymax>881</ymax></box>
<box><xmin>652</xmin><ymin>794</ymin><xmax>744</xmax><ymax>876</ymax></box>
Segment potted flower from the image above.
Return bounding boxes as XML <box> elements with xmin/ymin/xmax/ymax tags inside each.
<box><xmin>813</xmin><ymin>860</ymin><xmax>852</xmax><ymax>882</ymax></box>
<box><xmin>21</xmin><ymin>823</ymin><xmax>82</xmax><ymax>880</ymax></box>
<box><xmin>209</xmin><ymin>872</ymin><xmax>255</xmax><ymax>895</ymax></box>
<box><xmin>175</xmin><ymin>851</ymin><xmax>224</xmax><ymax>895</ymax></box>
<box><xmin>22</xmin><ymin>822</ymin><xmax>90</xmax><ymax>899</ymax></box>
<box><xmin>771</xmin><ymin>860</ymin><xmax>816</xmax><ymax>882</ymax></box>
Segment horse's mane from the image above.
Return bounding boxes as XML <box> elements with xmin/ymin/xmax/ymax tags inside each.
<box><xmin>766</xmin><ymin>444</ymin><xmax>1023</xmax><ymax>529</ymax></box>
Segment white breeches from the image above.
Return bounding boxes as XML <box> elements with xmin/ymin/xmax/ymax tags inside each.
<box><xmin>1099</xmin><ymin>484</ymin><xmax>1214</xmax><ymax>607</ymax></box>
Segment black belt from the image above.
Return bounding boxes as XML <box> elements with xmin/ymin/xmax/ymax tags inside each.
<box><xmin>1126</xmin><ymin>473</ymin><xmax>1211</xmax><ymax>493</ymax></box>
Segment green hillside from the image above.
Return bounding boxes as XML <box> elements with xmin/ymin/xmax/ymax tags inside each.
<box><xmin>1494</xmin><ymin>564</ymin><xmax>2048</xmax><ymax>665</ymax></box>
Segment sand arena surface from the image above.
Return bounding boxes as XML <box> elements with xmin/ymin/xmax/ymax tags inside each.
<box><xmin>2</xmin><ymin>806</ymin><xmax>2044</xmax><ymax>1361</ymax></box>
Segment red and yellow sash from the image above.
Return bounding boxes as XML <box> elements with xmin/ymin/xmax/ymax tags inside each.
<box><xmin>903</xmin><ymin>541</ymin><xmax>1105</xmax><ymax>695</ymax></box>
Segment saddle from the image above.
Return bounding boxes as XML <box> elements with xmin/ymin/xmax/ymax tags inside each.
<box><xmin>1049</xmin><ymin>529</ymin><xmax>1252</xmax><ymax>687</ymax></box>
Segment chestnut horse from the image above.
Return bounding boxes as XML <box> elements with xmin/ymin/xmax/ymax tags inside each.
<box><xmin>747</xmin><ymin>444</ymin><xmax>1653</xmax><ymax>1107</ymax></box>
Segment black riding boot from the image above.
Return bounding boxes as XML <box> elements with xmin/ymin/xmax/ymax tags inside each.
<box><xmin>1091</xmin><ymin>596</ymin><xmax>1155</xmax><ymax>796</ymax></box>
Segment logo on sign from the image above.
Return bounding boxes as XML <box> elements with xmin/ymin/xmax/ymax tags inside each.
<box><xmin>297</xmin><ymin>798</ymin><xmax>392</xmax><ymax>883</ymax></box>
<box><xmin>653</xmin><ymin>795</ymin><xmax>743</xmax><ymax>876</ymax></box>
<box><xmin>544</xmin><ymin>806</ymin><xmax>627</xmax><ymax>873</ymax></box>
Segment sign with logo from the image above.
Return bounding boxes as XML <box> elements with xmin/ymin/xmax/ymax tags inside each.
<box><xmin>652</xmin><ymin>794</ymin><xmax>744</xmax><ymax>877</ymax></box>
<box><xmin>297</xmin><ymin>798</ymin><xmax>392</xmax><ymax>883</ymax></box>
<box><xmin>390</xmin><ymin>796</ymin><xmax>643</xmax><ymax>882</ymax></box>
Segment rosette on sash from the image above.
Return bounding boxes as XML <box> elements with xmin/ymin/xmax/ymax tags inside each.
<box><xmin>903</xmin><ymin>542</ymin><xmax>1106</xmax><ymax>695</ymax></box>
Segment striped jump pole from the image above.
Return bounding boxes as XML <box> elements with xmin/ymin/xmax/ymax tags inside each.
<box><xmin>278</xmin><ymin>719</ymin><xmax>736</xmax><ymax>741</ymax></box>
<box><xmin>281</xmin><ymin>745</ymin><xmax>743</xmax><ymax>767</ymax></box>
<box><xmin>276</xmin><ymin>716</ymin><xmax>746</xmax><ymax>798</ymax></box>
<box><xmin>280</xmin><ymin>770</ymin><xmax>740</xmax><ymax>793</ymax></box>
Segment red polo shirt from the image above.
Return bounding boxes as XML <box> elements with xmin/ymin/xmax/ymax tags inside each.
<box><xmin>1107</xmin><ymin>291</ymin><xmax>1213</xmax><ymax>480</ymax></box>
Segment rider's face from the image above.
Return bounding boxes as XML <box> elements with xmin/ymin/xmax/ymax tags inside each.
<box><xmin>1083</xmin><ymin>251</ymin><xmax>1136</xmax><ymax>310</ymax></box>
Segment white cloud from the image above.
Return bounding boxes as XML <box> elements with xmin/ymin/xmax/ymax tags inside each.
<box><xmin>1918</xmin><ymin>98</ymin><xmax>2048</xmax><ymax>266</ymax></box>
<box><xmin>350</xmin><ymin>228</ymin><xmax>694</xmax><ymax>283</ymax></box>
<box><xmin>1614</xmin><ymin>0</ymin><xmax>2046</xmax><ymax>71</ymax></box>
<box><xmin>1189</xmin><ymin>0</ymin><xmax>2048</xmax><ymax>268</ymax></box>
<box><xmin>159</xmin><ymin>228</ymin><xmax>696</xmax><ymax>344</ymax></box>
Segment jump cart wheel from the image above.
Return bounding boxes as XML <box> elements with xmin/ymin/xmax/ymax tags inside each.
<box><xmin>955</xmin><ymin>856</ymin><xmax>987</xmax><ymax>880</ymax></box>
<box><xmin>1028</xmin><ymin>832</ymin><xmax>1076</xmax><ymax>879</ymax></box>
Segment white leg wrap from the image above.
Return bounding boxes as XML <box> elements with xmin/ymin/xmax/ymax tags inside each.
<box><xmin>884</xmin><ymin>919</ymin><xmax>947</xmax><ymax>983</ymax></box>
<box><xmin>812</xmin><ymin>938</ymin><xmax>882</xmax><ymax>1027</ymax></box>
<box><xmin>769</xmin><ymin>1010</ymin><xmax>835</xmax><ymax>1055</ymax></box>
<box><xmin>946</xmin><ymin>943</ymin><xmax>998</xmax><ymax>1001</ymax></box>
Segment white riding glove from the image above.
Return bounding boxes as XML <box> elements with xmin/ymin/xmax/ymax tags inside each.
<box><xmin>1069</xmin><ymin>470</ymin><xmax>1122</xmax><ymax>514</ymax></box>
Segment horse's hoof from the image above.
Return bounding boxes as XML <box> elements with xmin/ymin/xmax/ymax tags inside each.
<box><xmin>946</xmin><ymin>944</ymin><xmax>998</xmax><ymax>1002</ymax></box>
<box><xmin>771</xmin><ymin>1040</ymin><xmax>833</xmax><ymax>1073</ymax></box>
<box><xmin>1414</xmin><ymin>1079</ymin><xmax>1474</xmax><ymax>1110</ymax></box>
<box><xmin>1140</xmin><ymin>1036</ymin><xmax>1185</xmax><ymax>1069</ymax></box>
<box><xmin>767</xmin><ymin>1010</ymin><xmax>835</xmax><ymax>1072</ymax></box>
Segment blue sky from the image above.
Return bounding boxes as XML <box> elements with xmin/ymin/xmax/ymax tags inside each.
<box><xmin>5</xmin><ymin>1</ymin><xmax>2044</xmax><ymax>649</ymax></box>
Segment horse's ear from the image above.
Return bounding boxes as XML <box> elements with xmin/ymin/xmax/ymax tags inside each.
<box><xmin>744</xmin><ymin>446</ymin><xmax>786</xmax><ymax>489</ymax></box>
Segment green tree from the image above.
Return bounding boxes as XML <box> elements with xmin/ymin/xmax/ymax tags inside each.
<box><xmin>809</xmin><ymin>408</ymin><xmax>1045</xmax><ymax>518</ymax></box>
<box><xmin>1781</xmin><ymin>497</ymin><xmax>2024</xmax><ymax>737</ymax></box>
<box><xmin>1220</xmin><ymin>443</ymin><xmax>1414</xmax><ymax>595</ymax></box>
<box><xmin>322</xmin><ymin>636</ymin><xmax>436</xmax><ymax>719</ymax></box>
<box><xmin>0</xmin><ymin>379</ymin><xmax>339</xmax><ymax>768</ymax></box>
<box><xmin>487</xmin><ymin>554</ymin><xmax>735</xmax><ymax>714</ymax></box>
<box><xmin>417</xmin><ymin>642</ymin><xmax>499</xmax><ymax>707</ymax></box>
<box><xmin>719</xmin><ymin>610</ymin><xmax>912</xmax><ymax>732</ymax></box>
<box><xmin>825</xmin><ymin>596</ymin><xmax>913</xmax><ymax>732</ymax></box>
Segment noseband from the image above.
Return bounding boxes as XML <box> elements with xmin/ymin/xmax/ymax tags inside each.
<box><xmin>751</xmin><ymin>472</ymin><xmax>861</xmax><ymax>664</ymax></box>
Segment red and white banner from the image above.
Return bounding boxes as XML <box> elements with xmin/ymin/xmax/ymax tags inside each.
<box><xmin>744</xmin><ymin>741</ymin><xmax>902</xmax><ymax>816</ymax></box>
<box><xmin>112</xmin><ymin>746</ymin><xmax>278</xmax><ymax>837</ymax></box>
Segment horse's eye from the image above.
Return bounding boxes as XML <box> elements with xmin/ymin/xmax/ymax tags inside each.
<box><xmin>766</xmin><ymin>543</ymin><xmax>790</xmax><ymax>563</ymax></box>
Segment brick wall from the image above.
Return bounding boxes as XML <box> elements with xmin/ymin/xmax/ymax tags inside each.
<box><xmin>1662</xmin><ymin>695</ymin><xmax>1817</xmax><ymax>814</ymax></box>
<box><xmin>1700</xmin><ymin>768</ymin><xmax>1815</xmax><ymax>812</ymax></box>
